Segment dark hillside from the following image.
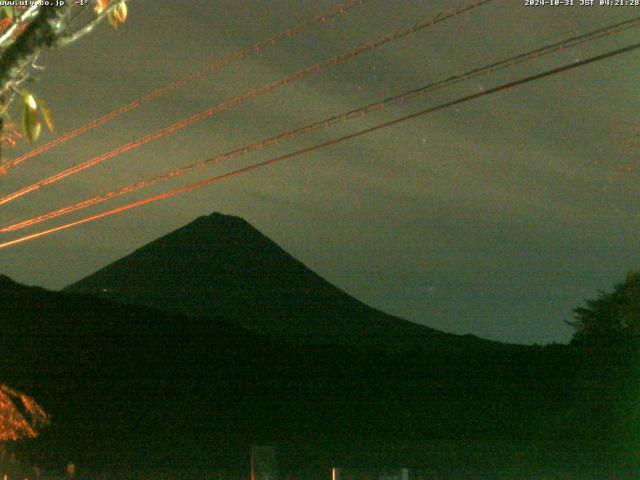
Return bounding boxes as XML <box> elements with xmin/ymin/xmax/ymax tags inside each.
<box><xmin>65</xmin><ymin>213</ymin><xmax>490</xmax><ymax>349</ymax></box>
<box><xmin>1</xmin><ymin>271</ymin><xmax>636</xmax><ymax>476</ymax></box>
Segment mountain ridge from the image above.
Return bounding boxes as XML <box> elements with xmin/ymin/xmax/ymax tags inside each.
<box><xmin>0</xmin><ymin>275</ymin><xmax>536</xmax><ymax>470</ymax></box>
<box><xmin>65</xmin><ymin>212</ymin><xmax>493</xmax><ymax>347</ymax></box>
<box><xmin>2</xmin><ymin>275</ymin><xmax>636</xmax><ymax>476</ymax></box>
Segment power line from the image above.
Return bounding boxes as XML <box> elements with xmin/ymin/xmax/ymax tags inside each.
<box><xmin>0</xmin><ymin>0</ymin><xmax>366</xmax><ymax>173</ymax></box>
<box><xmin>2</xmin><ymin>40</ymin><xmax>637</xmax><ymax>249</ymax></box>
<box><xmin>3</xmin><ymin>14</ymin><xmax>638</xmax><ymax>232</ymax></box>
<box><xmin>0</xmin><ymin>0</ymin><xmax>493</xmax><ymax>207</ymax></box>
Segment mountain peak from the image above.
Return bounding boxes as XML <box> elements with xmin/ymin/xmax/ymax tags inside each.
<box><xmin>66</xmin><ymin>213</ymin><xmax>479</xmax><ymax>346</ymax></box>
<box><xmin>194</xmin><ymin>211</ymin><xmax>247</xmax><ymax>225</ymax></box>
<box><xmin>206</xmin><ymin>211</ymin><xmax>243</xmax><ymax>221</ymax></box>
<box><xmin>159</xmin><ymin>212</ymin><xmax>268</xmax><ymax>251</ymax></box>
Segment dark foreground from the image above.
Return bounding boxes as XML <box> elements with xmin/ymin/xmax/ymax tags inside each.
<box><xmin>1</xmin><ymin>275</ymin><xmax>638</xmax><ymax>478</ymax></box>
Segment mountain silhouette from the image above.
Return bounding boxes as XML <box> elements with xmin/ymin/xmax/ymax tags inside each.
<box><xmin>66</xmin><ymin>213</ymin><xmax>485</xmax><ymax>347</ymax></box>
<box><xmin>1</xmin><ymin>275</ymin><xmax>533</xmax><ymax>472</ymax></box>
<box><xmin>3</xmin><ymin>215</ymin><xmax>638</xmax><ymax>476</ymax></box>
<box><xmin>2</xmin><ymin>273</ymin><xmax>637</xmax><ymax>476</ymax></box>
<box><xmin>0</xmin><ymin>275</ymin><xmax>262</xmax><ymax>468</ymax></box>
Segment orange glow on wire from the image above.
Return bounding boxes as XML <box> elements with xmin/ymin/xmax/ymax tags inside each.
<box><xmin>2</xmin><ymin>14</ymin><xmax>638</xmax><ymax>232</ymax></box>
<box><xmin>0</xmin><ymin>0</ymin><xmax>366</xmax><ymax>173</ymax></box>
<box><xmin>2</xmin><ymin>40</ymin><xmax>638</xmax><ymax>249</ymax></box>
<box><xmin>0</xmin><ymin>0</ymin><xmax>493</xmax><ymax>206</ymax></box>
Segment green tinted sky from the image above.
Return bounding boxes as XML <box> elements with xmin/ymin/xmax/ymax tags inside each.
<box><xmin>1</xmin><ymin>0</ymin><xmax>638</xmax><ymax>344</ymax></box>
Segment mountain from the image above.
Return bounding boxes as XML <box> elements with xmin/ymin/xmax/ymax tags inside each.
<box><xmin>2</xmin><ymin>275</ymin><xmax>637</xmax><ymax>477</ymax></box>
<box><xmin>65</xmin><ymin>213</ymin><xmax>484</xmax><ymax>347</ymax></box>
<box><xmin>0</xmin><ymin>274</ymin><xmax>262</xmax><ymax>469</ymax></box>
<box><xmin>4</xmin><ymin>275</ymin><xmax>420</xmax><ymax>470</ymax></box>
<box><xmin>6</xmin><ymin>213</ymin><xmax>639</xmax><ymax>476</ymax></box>
<box><xmin>2</xmin><ymin>275</ymin><xmax>505</xmax><ymax>471</ymax></box>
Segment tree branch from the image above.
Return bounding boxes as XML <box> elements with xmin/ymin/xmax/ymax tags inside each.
<box><xmin>0</xmin><ymin>5</ymin><xmax>41</xmax><ymax>48</ymax></box>
<box><xmin>0</xmin><ymin>5</ymin><xmax>73</xmax><ymax>93</ymax></box>
<box><xmin>55</xmin><ymin>2</ymin><xmax>122</xmax><ymax>48</ymax></box>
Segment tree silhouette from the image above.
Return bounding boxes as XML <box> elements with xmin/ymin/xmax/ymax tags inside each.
<box><xmin>568</xmin><ymin>271</ymin><xmax>640</xmax><ymax>344</ymax></box>
<box><xmin>0</xmin><ymin>383</ymin><xmax>50</xmax><ymax>479</ymax></box>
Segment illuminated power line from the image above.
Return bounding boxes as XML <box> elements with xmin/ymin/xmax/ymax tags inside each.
<box><xmin>0</xmin><ymin>0</ymin><xmax>366</xmax><ymax>173</ymax></box>
<box><xmin>1</xmin><ymin>40</ymin><xmax>637</xmax><ymax>249</ymax></box>
<box><xmin>0</xmin><ymin>0</ymin><xmax>493</xmax><ymax>207</ymax></box>
<box><xmin>2</xmin><ymin>14</ymin><xmax>638</xmax><ymax>232</ymax></box>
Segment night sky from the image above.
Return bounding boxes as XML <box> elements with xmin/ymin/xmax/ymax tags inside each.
<box><xmin>1</xmin><ymin>0</ymin><xmax>638</xmax><ymax>344</ymax></box>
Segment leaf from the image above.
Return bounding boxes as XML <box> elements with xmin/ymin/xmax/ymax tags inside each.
<box><xmin>113</xmin><ymin>1</ymin><xmax>127</xmax><ymax>23</ymax></box>
<box><xmin>21</xmin><ymin>92</ymin><xmax>41</xmax><ymax>143</ymax></box>
<box><xmin>35</xmin><ymin>98</ymin><xmax>54</xmax><ymax>133</ymax></box>
<box><xmin>1</xmin><ymin>6</ymin><xmax>15</xmax><ymax>20</ymax></box>
<box><xmin>22</xmin><ymin>107</ymin><xmax>41</xmax><ymax>143</ymax></box>
<box><xmin>108</xmin><ymin>10</ymin><xmax>119</xmax><ymax>29</ymax></box>
<box><xmin>107</xmin><ymin>1</ymin><xmax>127</xmax><ymax>29</ymax></box>
<box><xmin>94</xmin><ymin>0</ymin><xmax>109</xmax><ymax>14</ymax></box>
<box><xmin>107</xmin><ymin>12</ymin><xmax>117</xmax><ymax>29</ymax></box>
<box><xmin>22</xmin><ymin>90</ymin><xmax>36</xmax><ymax>110</ymax></box>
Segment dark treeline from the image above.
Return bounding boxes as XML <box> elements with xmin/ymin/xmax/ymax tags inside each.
<box><xmin>1</xmin><ymin>275</ymin><xmax>638</xmax><ymax>478</ymax></box>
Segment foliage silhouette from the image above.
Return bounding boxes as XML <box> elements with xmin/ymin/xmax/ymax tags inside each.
<box><xmin>569</xmin><ymin>271</ymin><xmax>640</xmax><ymax>344</ymax></box>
